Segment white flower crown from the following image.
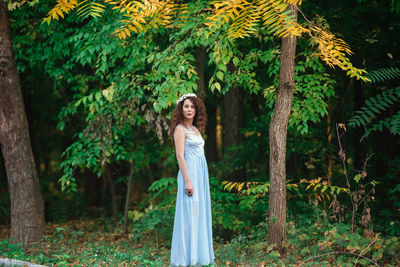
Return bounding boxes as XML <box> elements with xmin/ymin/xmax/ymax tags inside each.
<box><xmin>176</xmin><ymin>93</ymin><xmax>197</xmax><ymax>105</ymax></box>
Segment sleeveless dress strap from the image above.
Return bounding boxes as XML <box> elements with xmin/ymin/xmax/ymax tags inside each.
<box><xmin>173</xmin><ymin>124</ymin><xmax>200</xmax><ymax>138</ymax></box>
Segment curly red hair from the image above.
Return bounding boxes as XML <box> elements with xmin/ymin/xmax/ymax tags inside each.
<box><xmin>169</xmin><ymin>96</ymin><xmax>207</xmax><ymax>143</ymax></box>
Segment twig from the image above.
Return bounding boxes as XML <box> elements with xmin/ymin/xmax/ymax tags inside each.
<box><xmin>355</xmin><ymin>233</ymin><xmax>379</xmax><ymax>265</ymax></box>
<box><xmin>294</xmin><ymin>5</ymin><xmax>312</xmax><ymax>24</ymax></box>
<box><xmin>336</xmin><ymin>123</ymin><xmax>356</xmax><ymax>233</ymax></box>
<box><xmin>298</xmin><ymin>251</ymin><xmax>380</xmax><ymax>266</ymax></box>
<box><xmin>358</xmin><ymin>188</ymin><xmax>375</xmax><ymax>206</ymax></box>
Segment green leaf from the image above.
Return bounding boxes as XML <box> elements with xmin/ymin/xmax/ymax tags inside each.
<box><xmin>216</xmin><ymin>71</ymin><xmax>224</xmax><ymax>81</ymax></box>
<box><xmin>354</xmin><ymin>174</ymin><xmax>361</xmax><ymax>183</ymax></box>
<box><xmin>233</xmin><ymin>57</ymin><xmax>240</xmax><ymax>67</ymax></box>
<box><xmin>215</xmin><ymin>82</ymin><xmax>221</xmax><ymax>92</ymax></box>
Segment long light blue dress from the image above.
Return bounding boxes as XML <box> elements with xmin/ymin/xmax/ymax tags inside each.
<box><xmin>170</xmin><ymin>124</ymin><xmax>215</xmax><ymax>267</ymax></box>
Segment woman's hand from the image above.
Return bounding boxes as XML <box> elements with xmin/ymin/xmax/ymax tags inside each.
<box><xmin>185</xmin><ymin>181</ymin><xmax>194</xmax><ymax>197</ymax></box>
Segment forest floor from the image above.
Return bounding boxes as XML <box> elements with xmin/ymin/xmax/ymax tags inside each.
<box><xmin>1</xmin><ymin>218</ymin><xmax>399</xmax><ymax>266</ymax></box>
<box><xmin>0</xmin><ymin>218</ymin><xmax>175</xmax><ymax>266</ymax></box>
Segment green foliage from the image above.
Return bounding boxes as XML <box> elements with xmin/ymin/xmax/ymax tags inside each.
<box><xmin>76</xmin><ymin>0</ymin><xmax>105</xmax><ymax>19</ymax></box>
<box><xmin>262</xmin><ymin>48</ymin><xmax>336</xmax><ymax>135</ymax></box>
<box><xmin>215</xmin><ymin>217</ymin><xmax>400</xmax><ymax>265</ymax></box>
<box><xmin>348</xmin><ymin>87</ymin><xmax>400</xmax><ymax>140</ymax></box>
<box><xmin>366</xmin><ymin>67</ymin><xmax>400</xmax><ymax>83</ymax></box>
<box><xmin>288</xmin><ymin>221</ymin><xmax>400</xmax><ymax>266</ymax></box>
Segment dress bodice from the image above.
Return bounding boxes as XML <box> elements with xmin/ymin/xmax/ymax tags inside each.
<box><xmin>174</xmin><ymin>124</ymin><xmax>205</xmax><ymax>158</ymax></box>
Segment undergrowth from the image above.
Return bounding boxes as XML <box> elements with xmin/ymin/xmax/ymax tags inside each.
<box><xmin>1</xmin><ymin>211</ymin><xmax>399</xmax><ymax>266</ymax></box>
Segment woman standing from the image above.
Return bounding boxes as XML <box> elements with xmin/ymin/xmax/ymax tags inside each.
<box><xmin>169</xmin><ymin>93</ymin><xmax>215</xmax><ymax>266</ymax></box>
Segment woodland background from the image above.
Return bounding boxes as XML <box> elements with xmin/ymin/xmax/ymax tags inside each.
<box><xmin>0</xmin><ymin>0</ymin><xmax>399</xmax><ymax>266</ymax></box>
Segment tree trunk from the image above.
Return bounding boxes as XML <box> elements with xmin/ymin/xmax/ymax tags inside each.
<box><xmin>0</xmin><ymin>1</ymin><xmax>45</xmax><ymax>245</ymax></box>
<box><xmin>223</xmin><ymin>62</ymin><xmax>243</xmax><ymax>150</ymax></box>
<box><xmin>195</xmin><ymin>46</ymin><xmax>206</xmax><ymax>101</ymax></box>
<box><xmin>105</xmin><ymin>166</ymin><xmax>118</xmax><ymax>223</ymax></box>
<box><xmin>123</xmin><ymin>162</ymin><xmax>134</xmax><ymax>236</ymax></box>
<box><xmin>267</xmin><ymin>4</ymin><xmax>297</xmax><ymax>255</ymax></box>
<box><xmin>326</xmin><ymin>100</ymin><xmax>333</xmax><ymax>184</ymax></box>
<box><xmin>353</xmin><ymin>80</ymin><xmax>366</xmax><ymax>168</ymax></box>
<box><xmin>223</xmin><ymin>61</ymin><xmax>244</xmax><ymax>181</ymax></box>
<box><xmin>215</xmin><ymin>105</ymin><xmax>223</xmax><ymax>161</ymax></box>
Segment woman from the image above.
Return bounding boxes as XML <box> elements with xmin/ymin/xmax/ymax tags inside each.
<box><xmin>169</xmin><ymin>93</ymin><xmax>215</xmax><ymax>266</ymax></box>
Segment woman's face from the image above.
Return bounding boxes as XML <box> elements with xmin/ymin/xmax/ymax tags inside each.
<box><xmin>182</xmin><ymin>99</ymin><xmax>196</xmax><ymax>120</ymax></box>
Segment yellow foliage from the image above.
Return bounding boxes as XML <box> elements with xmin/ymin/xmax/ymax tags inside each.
<box><xmin>258</xmin><ymin>0</ymin><xmax>307</xmax><ymax>38</ymax></box>
<box><xmin>105</xmin><ymin>0</ymin><xmax>177</xmax><ymax>39</ymax></box>
<box><xmin>305</xmin><ymin>25</ymin><xmax>370</xmax><ymax>82</ymax></box>
<box><xmin>221</xmin><ymin>178</ymin><xmax>347</xmax><ymax>204</ymax></box>
<box><xmin>44</xmin><ymin>0</ymin><xmax>78</xmax><ymax>24</ymax></box>
<box><xmin>206</xmin><ymin>0</ymin><xmax>307</xmax><ymax>39</ymax></box>
<box><xmin>283</xmin><ymin>0</ymin><xmax>302</xmax><ymax>5</ymax></box>
<box><xmin>206</xmin><ymin>0</ymin><xmax>369</xmax><ymax>81</ymax></box>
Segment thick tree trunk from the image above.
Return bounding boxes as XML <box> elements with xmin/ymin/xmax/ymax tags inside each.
<box><xmin>267</xmin><ymin>4</ymin><xmax>297</xmax><ymax>255</ymax></box>
<box><xmin>0</xmin><ymin>1</ymin><xmax>45</xmax><ymax>245</ymax></box>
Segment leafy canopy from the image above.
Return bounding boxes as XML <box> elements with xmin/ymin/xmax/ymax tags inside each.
<box><xmin>44</xmin><ymin>0</ymin><xmax>369</xmax><ymax>81</ymax></box>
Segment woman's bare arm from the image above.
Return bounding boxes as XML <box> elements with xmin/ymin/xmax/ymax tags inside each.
<box><xmin>174</xmin><ymin>126</ymin><xmax>193</xmax><ymax>196</ymax></box>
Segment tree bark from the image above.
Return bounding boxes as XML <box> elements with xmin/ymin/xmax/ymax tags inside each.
<box><xmin>267</xmin><ymin>4</ymin><xmax>297</xmax><ymax>255</ymax></box>
<box><xmin>0</xmin><ymin>1</ymin><xmax>45</xmax><ymax>245</ymax></box>
<box><xmin>195</xmin><ymin>46</ymin><xmax>206</xmax><ymax>101</ymax></box>
<box><xmin>223</xmin><ymin>62</ymin><xmax>243</xmax><ymax>151</ymax></box>
<box><xmin>353</xmin><ymin>80</ymin><xmax>366</xmax><ymax>168</ymax></box>
<box><xmin>105</xmin><ymin>166</ymin><xmax>118</xmax><ymax>223</ymax></box>
<box><xmin>326</xmin><ymin>100</ymin><xmax>333</xmax><ymax>184</ymax></box>
<box><xmin>123</xmin><ymin>162</ymin><xmax>134</xmax><ymax>236</ymax></box>
<box><xmin>223</xmin><ymin>61</ymin><xmax>244</xmax><ymax>181</ymax></box>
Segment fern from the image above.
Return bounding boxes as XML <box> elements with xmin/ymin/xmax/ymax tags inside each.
<box><xmin>366</xmin><ymin>67</ymin><xmax>400</xmax><ymax>83</ymax></box>
<box><xmin>349</xmin><ymin>87</ymin><xmax>400</xmax><ymax>140</ymax></box>
<box><xmin>76</xmin><ymin>0</ymin><xmax>106</xmax><ymax>19</ymax></box>
<box><xmin>390</xmin><ymin>111</ymin><xmax>400</xmax><ymax>135</ymax></box>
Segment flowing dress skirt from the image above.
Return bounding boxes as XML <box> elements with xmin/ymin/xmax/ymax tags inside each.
<box><xmin>170</xmin><ymin>153</ymin><xmax>215</xmax><ymax>266</ymax></box>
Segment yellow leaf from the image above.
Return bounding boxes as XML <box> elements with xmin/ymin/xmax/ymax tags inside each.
<box><xmin>237</xmin><ymin>183</ymin><xmax>244</xmax><ymax>191</ymax></box>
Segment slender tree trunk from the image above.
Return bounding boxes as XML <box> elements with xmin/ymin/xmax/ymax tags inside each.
<box><xmin>353</xmin><ymin>80</ymin><xmax>366</xmax><ymax>168</ymax></box>
<box><xmin>267</xmin><ymin>4</ymin><xmax>297</xmax><ymax>255</ymax></box>
<box><xmin>223</xmin><ymin>61</ymin><xmax>244</xmax><ymax>181</ymax></box>
<box><xmin>205</xmin><ymin>99</ymin><xmax>218</xmax><ymax>162</ymax></box>
<box><xmin>215</xmin><ymin>105</ymin><xmax>223</xmax><ymax>161</ymax></box>
<box><xmin>0</xmin><ymin>1</ymin><xmax>45</xmax><ymax>245</ymax></box>
<box><xmin>326</xmin><ymin>100</ymin><xmax>333</xmax><ymax>184</ymax></box>
<box><xmin>195</xmin><ymin>46</ymin><xmax>206</xmax><ymax>101</ymax></box>
<box><xmin>223</xmin><ymin>62</ymin><xmax>243</xmax><ymax>151</ymax></box>
<box><xmin>105</xmin><ymin>167</ymin><xmax>118</xmax><ymax>223</ymax></box>
<box><xmin>123</xmin><ymin>162</ymin><xmax>134</xmax><ymax>236</ymax></box>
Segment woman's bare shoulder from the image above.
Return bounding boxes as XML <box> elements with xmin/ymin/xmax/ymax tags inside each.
<box><xmin>173</xmin><ymin>124</ymin><xmax>185</xmax><ymax>137</ymax></box>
